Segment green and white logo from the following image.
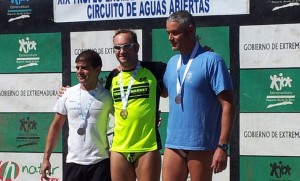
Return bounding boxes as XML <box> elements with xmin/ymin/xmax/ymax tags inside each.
<box><xmin>267</xmin><ymin>72</ymin><xmax>295</xmax><ymax>109</ymax></box>
<box><xmin>17</xmin><ymin>37</ymin><xmax>39</xmax><ymax>70</ymax></box>
<box><xmin>0</xmin><ymin>33</ymin><xmax>62</xmax><ymax>73</ymax></box>
<box><xmin>240</xmin><ymin>69</ymin><xmax>300</xmax><ymax>112</ymax></box>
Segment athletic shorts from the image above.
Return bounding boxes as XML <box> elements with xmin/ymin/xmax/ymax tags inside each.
<box><xmin>64</xmin><ymin>159</ymin><xmax>111</xmax><ymax>181</ymax></box>
<box><xmin>121</xmin><ymin>152</ymin><xmax>145</xmax><ymax>163</ymax></box>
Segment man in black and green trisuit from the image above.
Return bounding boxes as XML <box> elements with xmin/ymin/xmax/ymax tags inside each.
<box><xmin>106</xmin><ymin>29</ymin><xmax>166</xmax><ymax>181</ymax></box>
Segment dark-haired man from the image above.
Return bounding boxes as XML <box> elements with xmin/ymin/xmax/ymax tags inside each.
<box><xmin>42</xmin><ymin>50</ymin><xmax>113</xmax><ymax>181</ymax></box>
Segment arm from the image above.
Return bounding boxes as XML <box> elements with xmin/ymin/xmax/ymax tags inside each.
<box><xmin>211</xmin><ymin>90</ymin><xmax>235</xmax><ymax>173</ymax></box>
<box><xmin>42</xmin><ymin>113</ymin><xmax>67</xmax><ymax>180</ymax></box>
<box><xmin>218</xmin><ymin>90</ymin><xmax>235</xmax><ymax>148</ymax></box>
<box><xmin>160</xmin><ymin>86</ymin><xmax>168</xmax><ymax>98</ymax></box>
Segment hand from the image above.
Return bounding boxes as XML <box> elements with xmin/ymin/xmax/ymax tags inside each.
<box><xmin>203</xmin><ymin>45</ymin><xmax>214</xmax><ymax>52</ymax></box>
<box><xmin>211</xmin><ymin>148</ymin><xmax>228</xmax><ymax>174</ymax></box>
<box><xmin>117</xmin><ymin>65</ymin><xmax>123</xmax><ymax>71</ymax></box>
<box><xmin>41</xmin><ymin>160</ymin><xmax>52</xmax><ymax>180</ymax></box>
<box><xmin>57</xmin><ymin>85</ymin><xmax>69</xmax><ymax>98</ymax></box>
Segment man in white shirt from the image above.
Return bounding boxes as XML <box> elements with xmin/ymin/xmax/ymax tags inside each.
<box><xmin>41</xmin><ymin>50</ymin><xmax>113</xmax><ymax>181</ymax></box>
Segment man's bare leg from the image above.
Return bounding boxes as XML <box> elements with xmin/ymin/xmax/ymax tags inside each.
<box><xmin>110</xmin><ymin>151</ymin><xmax>136</xmax><ymax>181</ymax></box>
<box><xmin>135</xmin><ymin>150</ymin><xmax>161</xmax><ymax>181</ymax></box>
<box><xmin>162</xmin><ymin>148</ymin><xmax>188</xmax><ymax>181</ymax></box>
<box><xmin>188</xmin><ymin>150</ymin><xmax>214</xmax><ymax>181</ymax></box>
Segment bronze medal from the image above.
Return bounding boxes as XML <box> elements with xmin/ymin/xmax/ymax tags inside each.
<box><xmin>120</xmin><ymin>109</ymin><xmax>128</xmax><ymax>119</ymax></box>
<box><xmin>175</xmin><ymin>95</ymin><xmax>182</xmax><ymax>104</ymax></box>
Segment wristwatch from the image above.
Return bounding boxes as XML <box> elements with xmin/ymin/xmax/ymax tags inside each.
<box><xmin>218</xmin><ymin>144</ymin><xmax>229</xmax><ymax>151</ymax></box>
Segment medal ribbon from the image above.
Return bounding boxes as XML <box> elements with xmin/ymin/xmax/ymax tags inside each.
<box><xmin>119</xmin><ymin>61</ymin><xmax>140</xmax><ymax>111</ymax></box>
<box><xmin>77</xmin><ymin>83</ymin><xmax>99</xmax><ymax>129</ymax></box>
<box><xmin>176</xmin><ymin>42</ymin><xmax>199</xmax><ymax>97</ymax></box>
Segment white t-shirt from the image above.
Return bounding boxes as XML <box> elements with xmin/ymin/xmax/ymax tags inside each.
<box><xmin>54</xmin><ymin>83</ymin><xmax>113</xmax><ymax>165</ymax></box>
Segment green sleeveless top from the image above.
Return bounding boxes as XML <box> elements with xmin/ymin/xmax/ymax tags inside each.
<box><xmin>108</xmin><ymin>66</ymin><xmax>158</xmax><ymax>152</ymax></box>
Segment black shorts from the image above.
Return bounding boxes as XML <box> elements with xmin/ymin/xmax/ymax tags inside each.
<box><xmin>64</xmin><ymin>159</ymin><xmax>111</xmax><ymax>181</ymax></box>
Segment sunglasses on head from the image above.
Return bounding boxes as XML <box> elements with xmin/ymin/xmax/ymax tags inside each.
<box><xmin>113</xmin><ymin>43</ymin><xmax>136</xmax><ymax>51</ymax></box>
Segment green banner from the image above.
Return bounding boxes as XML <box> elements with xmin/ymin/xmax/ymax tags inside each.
<box><xmin>240</xmin><ymin>69</ymin><xmax>300</xmax><ymax>112</ymax></box>
<box><xmin>0</xmin><ymin>33</ymin><xmax>62</xmax><ymax>73</ymax></box>
<box><xmin>152</xmin><ymin>26</ymin><xmax>230</xmax><ymax>68</ymax></box>
<box><xmin>0</xmin><ymin>113</ymin><xmax>62</xmax><ymax>152</ymax></box>
<box><xmin>240</xmin><ymin>156</ymin><xmax>300</xmax><ymax>181</ymax></box>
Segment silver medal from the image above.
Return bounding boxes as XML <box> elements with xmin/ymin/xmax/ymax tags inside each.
<box><xmin>77</xmin><ymin>127</ymin><xmax>86</xmax><ymax>135</ymax></box>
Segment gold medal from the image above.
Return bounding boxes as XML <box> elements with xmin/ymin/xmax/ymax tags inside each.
<box><xmin>120</xmin><ymin>109</ymin><xmax>128</xmax><ymax>119</ymax></box>
<box><xmin>175</xmin><ymin>95</ymin><xmax>182</xmax><ymax>104</ymax></box>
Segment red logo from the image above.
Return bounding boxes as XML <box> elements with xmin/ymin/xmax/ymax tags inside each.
<box><xmin>0</xmin><ymin>161</ymin><xmax>20</xmax><ymax>181</ymax></box>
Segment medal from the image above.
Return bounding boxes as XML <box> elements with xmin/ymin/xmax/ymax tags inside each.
<box><xmin>119</xmin><ymin>62</ymin><xmax>140</xmax><ymax>120</ymax></box>
<box><xmin>76</xmin><ymin>84</ymin><xmax>98</xmax><ymax>136</ymax></box>
<box><xmin>175</xmin><ymin>95</ymin><xmax>182</xmax><ymax>104</ymax></box>
<box><xmin>176</xmin><ymin>42</ymin><xmax>199</xmax><ymax>106</ymax></box>
<box><xmin>77</xmin><ymin>127</ymin><xmax>86</xmax><ymax>135</ymax></box>
<box><xmin>120</xmin><ymin>109</ymin><xmax>128</xmax><ymax>119</ymax></box>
